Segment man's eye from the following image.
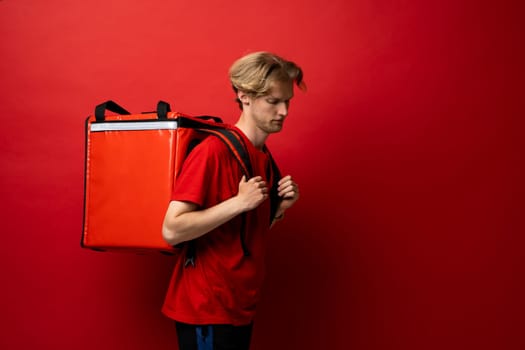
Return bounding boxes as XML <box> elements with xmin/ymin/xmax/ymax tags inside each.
<box><xmin>267</xmin><ymin>99</ymin><xmax>279</xmax><ymax>104</ymax></box>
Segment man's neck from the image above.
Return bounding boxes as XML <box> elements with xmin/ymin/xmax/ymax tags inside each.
<box><xmin>235</xmin><ymin>115</ymin><xmax>269</xmax><ymax>150</ymax></box>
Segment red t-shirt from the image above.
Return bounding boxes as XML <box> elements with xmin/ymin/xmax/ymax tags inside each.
<box><xmin>162</xmin><ymin>127</ymin><xmax>276</xmax><ymax>326</ymax></box>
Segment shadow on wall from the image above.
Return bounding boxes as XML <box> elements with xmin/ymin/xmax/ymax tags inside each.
<box><xmin>252</xmin><ymin>196</ymin><xmax>364</xmax><ymax>350</ymax></box>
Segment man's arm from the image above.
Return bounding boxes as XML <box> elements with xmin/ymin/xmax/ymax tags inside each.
<box><xmin>162</xmin><ymin>176</ymin><xmax>268</xmax><ymax>246</ymax></box>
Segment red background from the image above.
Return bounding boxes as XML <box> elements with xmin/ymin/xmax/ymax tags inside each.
<box><xmin>1</xmin><ymin>0</ymin><xmax>523</xmax><ymax>349</ymax></box>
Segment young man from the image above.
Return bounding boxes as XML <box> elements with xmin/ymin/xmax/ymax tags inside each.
<box><xmin>161</xmin><ymin>51</ymin><xmax>305</xmax><ymax>350</ymax></box>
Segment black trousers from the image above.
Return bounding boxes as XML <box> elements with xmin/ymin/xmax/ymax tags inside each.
<box><xmin>175</xmin><ymin>322</ymin><xmax>254</xmax><ymax>350</ymax></box>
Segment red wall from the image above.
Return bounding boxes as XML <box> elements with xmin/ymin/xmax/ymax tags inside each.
<box><xmin>1</xmin><ymin>1</ymin><xmax>523</xmax><ymax>349</ymax></box>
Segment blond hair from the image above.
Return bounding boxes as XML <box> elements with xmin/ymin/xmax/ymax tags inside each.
<box><xmin>229</xmin><ymin>51</ymin><xmax>306</xmax><ymax>109</ymax></box>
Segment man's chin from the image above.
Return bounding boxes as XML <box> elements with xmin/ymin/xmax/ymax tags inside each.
<box><xmin>269</xmin><ymin>125</ymin><xmax>283</xmax><ymax>133</ymax></box>
<box><xmin>259</xmin><ymin>123</ymin><xmax>283</xmax><ymax>134</ymax></box>
<box><xmin>269</xmin><ymin>122</ymin><xmax>284</xmax><ymax>133</ymax></box>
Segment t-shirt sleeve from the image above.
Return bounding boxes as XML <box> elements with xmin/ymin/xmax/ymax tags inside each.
<box><xmin>171</xmin><ymin>139</ymin><xmax>219</xmax><ymax>206</ymax></box>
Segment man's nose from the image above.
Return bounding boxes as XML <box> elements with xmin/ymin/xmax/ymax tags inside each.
<box><xmin>278</xmin><ymin>102</ymin><xmax>288</xmax><ymax>117</ymax></box>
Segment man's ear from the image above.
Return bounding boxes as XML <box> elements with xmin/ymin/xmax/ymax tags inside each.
<box><xmin>237</xmin><ymin>91</ymin><xmax>251</xmax><ymax>106</ymax></box>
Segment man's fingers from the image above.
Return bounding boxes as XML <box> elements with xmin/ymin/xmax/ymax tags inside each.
<box><xmin>249</xmin><ymin>176</ymin><xmax>263</xmax><ymax>183</ymax></box>
<box><xmin>279</xmin><ymin>189</ymin><xmax>296</xmax><ymax>198</ymax></box>
<box><xmin>279</xmin><ymin>182</ymin><xmax>298</xmax><ymax>193</ymax></box>
<box><xmin>278</xmin><ymin>180</ymin><xmax>293</xmax><ymax>191</ymax></box>
<box><xmin>279</xmin><ymin>183</ymin><xmax>299</xmax><ymax>197</ymax></box>
<box><xmin>278</xmin><ymin>175</ymin><xmax>292</xmax><ymax>186</ymax></box>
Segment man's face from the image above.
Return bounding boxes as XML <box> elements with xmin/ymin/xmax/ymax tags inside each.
<box><xmin>246</xmin><ymin>80</ymin><xmax>294</xmax><ymax>134</ymax></box>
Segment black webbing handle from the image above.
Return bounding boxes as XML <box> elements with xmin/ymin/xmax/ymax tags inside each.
<box><xmin>94</xmin><ymin>100</ymin><xmax>131</xmax><ymax>121</ymax></box>
<box><xmin>157</xmin><ymin>100</ymin><xmax>171</xmax><ymax>120</ymax></box>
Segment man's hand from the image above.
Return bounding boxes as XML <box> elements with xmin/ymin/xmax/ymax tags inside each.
<box><xmin>276</xmin><ymin>175</ymin><xmax>299</xmax><ymax>214</ymax></box>
<box><xmin>237</xmin><ymin>176</ymin><xmax>268</xmax><ymax>211</ymax></box>
<box><xmin>163</xmin><ymin>175</ymin><xmax>269</xmax><ymax>245</ymax></box>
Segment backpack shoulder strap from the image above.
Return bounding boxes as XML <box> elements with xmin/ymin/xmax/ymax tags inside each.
<box><xmin>263</xmin><ymin>146</ymin><xmax>283</xmax><ymax>225</ymax></box>
<box><xmin>196</xmin><ymin>127</ymin><xmax>253</xmax><ymax>178</ymax></box>
<box><xmin>182</xmin><ymin>126</ymin><xmax>254</xmax><ymax>267</ymax></box>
